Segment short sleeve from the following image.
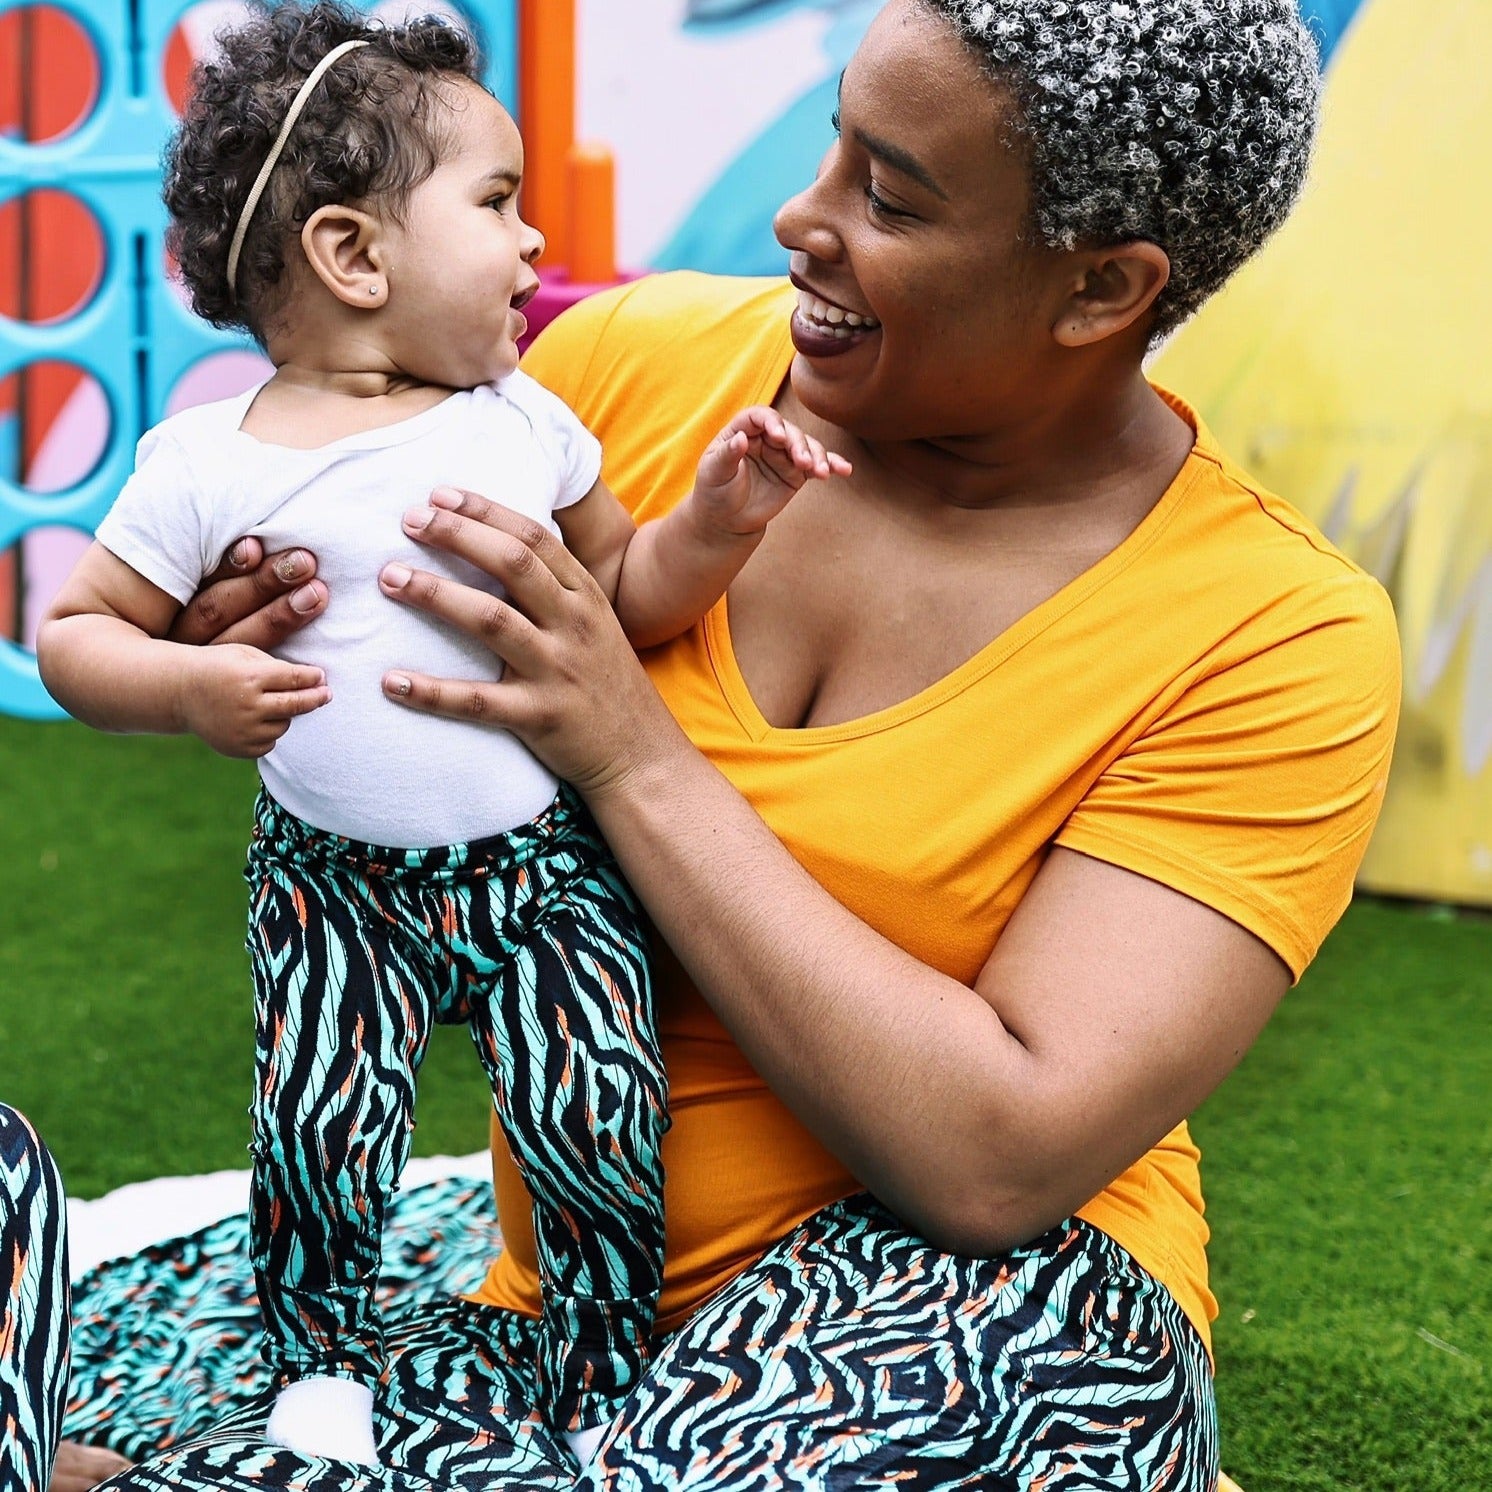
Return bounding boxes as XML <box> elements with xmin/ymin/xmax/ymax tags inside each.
<box><xmin>1056</xmin><ymin>575</ymin><xmax>1401</xmax><ymax>979</ymax></box>
<box><xmin>93</xmin><ymin>428</ymin><xmax>214</xmax><ymax>604</ymax></box>
<box><xmin>495</xmin><ymin>369</ymin><xmax>603</xmax><ymax>510</ymax></box>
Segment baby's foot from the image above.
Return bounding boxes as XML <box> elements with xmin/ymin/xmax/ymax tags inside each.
<box><xmin>564</xmin><ymin>1421</ymin><xmax>611</xmax><ymax>1466</ymax></box>
<box><xmin>266</xmin><ymin>1377</ymin><xmax>380</xmax><ymax>1465</ymax></box>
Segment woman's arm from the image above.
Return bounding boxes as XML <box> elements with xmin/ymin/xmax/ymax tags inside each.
<box><xmin>373</xmin><ymin>491</ymin><xmax>1291</xmax><ymax>1254</ymax></box>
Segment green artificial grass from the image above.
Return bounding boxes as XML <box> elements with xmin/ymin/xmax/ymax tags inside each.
<box><xmin>0</xmin><ymin>720</ymin><xmax>494</xmax><ymax>1194</ymax></box>
<box><xmin>1193</xmin><ymin>897</ymin><xmax>1491</xmax><ymax>1489</ymax></box>
<box><xmin>2</xmin><ymin>717</ymin><xmax>1489</xmax><ymax>1486</ymax></box>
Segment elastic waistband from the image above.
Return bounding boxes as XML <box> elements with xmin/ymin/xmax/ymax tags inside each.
<box><xmin>248</xmin><ymin>785</ymin><xmax>602</xmax><ymax>881</ymax></box>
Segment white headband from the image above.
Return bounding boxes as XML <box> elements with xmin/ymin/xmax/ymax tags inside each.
<box><xmin>225</xmin><ymin>38</ymin><xmax>370</xmax><ymax>301</ymax></box>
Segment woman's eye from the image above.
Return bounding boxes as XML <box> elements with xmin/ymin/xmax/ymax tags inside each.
<box><xmin>865</xmin><ymin>183</ymin><xmax>908</xmax><ymax>221</ymax></box>
<box><xmin>830</xmin><ymin>107</ymin><xmax>841</xmax><ymax>136</ymax></box>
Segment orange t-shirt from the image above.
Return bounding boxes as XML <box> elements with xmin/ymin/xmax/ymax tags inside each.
<box><xmin>472</xmin><ymin>273</ymin><xmax>1401</xmax><ymax>1354</ymax></box>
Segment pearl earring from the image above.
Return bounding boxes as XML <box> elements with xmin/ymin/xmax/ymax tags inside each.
<box><xmin>369</xmin><ymin>286</ymin><xmax>379</xmax><ymax>296</ymax></box>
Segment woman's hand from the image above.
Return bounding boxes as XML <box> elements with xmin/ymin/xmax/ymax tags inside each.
<box><xmin>377</xmin><ymin>487</ymin><xmax>691</xmax><ymax>797</ymax></box>
<box><xmin>167</xmin><ymin>538</ymin><xmax>327</xmax><ymax>648</ymax></box>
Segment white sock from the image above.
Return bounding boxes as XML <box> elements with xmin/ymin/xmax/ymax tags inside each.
<box><xmin>564</xmin><ymin>1420</ymin><xmax>611</xmax><ymax>1467</ymax></box>
<box><xmin>266</xmin><ymin>1377</ymin><xmax>380</xmax><ymax>1466</ymax></box>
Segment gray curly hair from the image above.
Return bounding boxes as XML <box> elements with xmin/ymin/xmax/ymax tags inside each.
<box><xmin>921</xmin><ymin>0</ymin><xmax>1321</xmax><ymax>337</ymax></box>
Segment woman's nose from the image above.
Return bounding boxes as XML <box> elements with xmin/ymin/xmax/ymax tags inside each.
<box><xmin>773</xmin><ymin>156</ymin><xmax>843</xmax><ymax>263</ymax></box>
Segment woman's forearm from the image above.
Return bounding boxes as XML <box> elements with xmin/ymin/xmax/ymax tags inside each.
<box><xmin>585</xmin><ymin>727</ymin><xmax>1059</xmax><ymax>1252</ymax></box>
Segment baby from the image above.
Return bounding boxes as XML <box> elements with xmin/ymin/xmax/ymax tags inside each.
<box><xmin>37</xmin><ymin>0</ymin><xmax>846</xmax><ymax>1470</ymax></box>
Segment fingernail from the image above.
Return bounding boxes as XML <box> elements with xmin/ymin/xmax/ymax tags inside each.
<box><xmin>274</xmin><ymin>550</ymin><xmax>308</xmax><ymax>582</ymax></box>
<box><xmin>403</xmin><ymin>508</ymin><xmax>432</xmax><ymax>532</ymax></box>
<box><xmin>430</xmin><ymin>486</ymin><xmax>462</xmax><ymax>509</ymax></box>
<box><xmin>229</xmin><ymin>540</ymin><xmax>252</xmax><ymax>568</ymax></box>
<box><xmin>290</xmin><ymin>584</ymin><xmax>321</xmax><ymax>614</ymax></box>
<box><xmin>382</xmin><ymin>562</ymin><xmax>412</xmax><ymax>589</ymax></box>
<box><xmin>386</xmin><ymin>673</ymin><xmax>412</xmax><ymax>696</ymax></box>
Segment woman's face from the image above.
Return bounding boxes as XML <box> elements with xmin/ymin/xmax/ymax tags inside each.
<box><xmin>773</xmin><ymin>0</ymin><xmax>1066</xmax><ymax>442</ymax></box>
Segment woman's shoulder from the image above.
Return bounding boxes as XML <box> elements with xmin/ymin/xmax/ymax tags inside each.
<box><xmin>522</xmin><ymin>272</ymin><xmax>794</xmax><ymax>414</ymax></box>
<box><xmin>1157</xmin><ymin>388</ymin><xmax>1395</xmax><ymax>643</ymax></box>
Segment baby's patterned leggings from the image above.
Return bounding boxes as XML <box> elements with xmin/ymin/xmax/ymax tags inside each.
<box><xmin>244</xmin><ymin>785</ymin><xmax>664</xmax><ymax>1437</ymax></box>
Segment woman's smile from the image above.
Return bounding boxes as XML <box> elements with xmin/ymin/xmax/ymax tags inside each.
<box><xmin>789</xmin><ymin>281</ymin><xmax>881</xmax><ymax>358</ymax></box>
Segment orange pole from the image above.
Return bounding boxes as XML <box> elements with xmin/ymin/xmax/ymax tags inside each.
<box><xmin>518</xmin><ymin>0</ymin><xmax>576</xmax><ymax>272</ymax></box>
<box><xmin>566</xmin><ymin>143</ymin><xmax>615</xmax><ymax>283</ymax></box>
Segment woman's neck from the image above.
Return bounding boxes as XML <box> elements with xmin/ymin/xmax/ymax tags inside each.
<box><xmin>779</xmin><ymin>371</ymin><xmax>1195</xmax><ymax>550</ymax></box>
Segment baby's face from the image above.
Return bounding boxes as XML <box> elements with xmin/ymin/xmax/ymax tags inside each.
<box><xmin>377</xmin><ymin>81</ymin><xmax>543</xmax><ymax>388</ymax></box>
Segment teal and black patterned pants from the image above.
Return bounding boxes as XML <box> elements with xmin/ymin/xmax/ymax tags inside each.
<box><xmin>245</xmin><ymin>786</ymin><xmax>664</xmax><ymax>1436</ymax></box>
<box><xmin>70</xmin><ymin>1187</ymin><xmax>1219</xmax><ymax>1489</ymax></box>
<box><xmin>0</xmin><ymin>1103</ymin><xmax>70</xmax><ymax>1492</ymax></box>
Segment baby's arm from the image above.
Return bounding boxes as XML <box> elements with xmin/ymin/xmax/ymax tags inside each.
<box><xmin>37</xmin><ymin>544</ymin><xmax>330</xmax><ymax>759</ymax></box>
<box><xmin>557</xmin><ymin>407</ymin><xmax>850</xmax><ymax>650</ymax></box>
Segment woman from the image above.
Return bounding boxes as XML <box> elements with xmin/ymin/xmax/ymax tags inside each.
<box><xmin>73</xmin><ymin>1</ymin><xmax>1396</xmax><ymax>1486</ymax></box>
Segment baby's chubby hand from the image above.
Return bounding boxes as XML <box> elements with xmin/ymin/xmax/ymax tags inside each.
<box><xmin>179</xmin><ymin>643</ymin><xmax>331</xmax><ymax>759</ymax></box>
<box><xmin>691</xmin><ymin>407</ymin><xmax>852</xmax><ymax>539</ymax></box>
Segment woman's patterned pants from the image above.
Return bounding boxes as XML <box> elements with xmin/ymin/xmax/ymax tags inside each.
<box><xmin>244</xmin><ymin>787</ymin><xmax>665</xmax><ymax>1436</ymax></box>
<box><xmin>73</xmin><ymin>1186</ymin><xmax>1219</xmax><ymax>1490</ymax></box>
<box><xmin>0</xmin><ymin>1103</ymin><xmax>70</xmax><ymax>1492</ymax></box>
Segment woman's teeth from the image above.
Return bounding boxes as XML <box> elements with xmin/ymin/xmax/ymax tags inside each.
<box><xmin>796</xmin><ymin>289</ymin><xmax>879</xmax><ymax>336</ymax></box>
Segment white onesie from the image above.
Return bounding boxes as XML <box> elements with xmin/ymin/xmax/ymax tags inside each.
<box><xmin>96</xmin><ymin>373</ymin><xmax>601</xmax><ymax>848</ymax></box>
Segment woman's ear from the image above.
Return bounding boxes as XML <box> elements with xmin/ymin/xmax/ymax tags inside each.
<box><xmin>1052</xmin><ymin>242</ymin><xmax>1171</xmax><ymax>348</ymax></box>
<box><xmin>301</xmin><ymin>204</ymin><xmax>388</xmax><ymax>309</ymax></box>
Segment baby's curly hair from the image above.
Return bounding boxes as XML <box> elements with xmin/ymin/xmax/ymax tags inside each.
<box><xmin>164</xmin><ymin>1</ymin><xmax>481</xmax><ymax>342</ymax></box>
<box><xmin>921</xmin><ymin>0</ymin><xmax>1320</xmax><ymax>338</ymax></box>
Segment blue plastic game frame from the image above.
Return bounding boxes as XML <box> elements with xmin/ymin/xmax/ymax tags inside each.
<box><xmin>0</xmin><ymin>0</ymin><xmax>517</xmax><ymax>718</ymax></box>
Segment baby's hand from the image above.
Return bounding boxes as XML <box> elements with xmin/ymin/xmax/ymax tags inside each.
<box><xmin>181</xmin><ymin>644</ymin><xmax>330</xmax><ymax>759</ymax></box>
<box><xmin>693</xmin><ymin>407</ymin><xmax>852</xmax><ymax>539</ymax></box>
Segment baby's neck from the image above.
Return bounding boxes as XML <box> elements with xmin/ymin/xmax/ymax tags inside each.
<box><xmin>239</xmin><ymin>359</ymin><xmax>456</xmax><ymax>450</ymax></box>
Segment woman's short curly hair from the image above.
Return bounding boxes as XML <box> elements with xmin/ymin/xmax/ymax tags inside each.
<box><xmin>920</xmin><ymin>0</ymin><xmax>1321</xmax><ymax>337</ymax></box>
<box><xmin>164</xmin><ymin>0</ymin><xmax>481</xmax><ymax>342</ymax></box>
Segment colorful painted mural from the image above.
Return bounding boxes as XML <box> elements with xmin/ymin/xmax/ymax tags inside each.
<box><xmin>1153</xmin><ymin>0</ymin><xmax>1492</xmax><ymax>903</ymax></box>
<box><xmin>2</xmin><ymin>0</ymin><xmax>1484</xmax><ymax>902</ymax></box>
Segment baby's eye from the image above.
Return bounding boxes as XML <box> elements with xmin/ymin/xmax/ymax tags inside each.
<box><xmin>486</xmin><ymin>193</ymin><xmax>512</xmax><ymax>213</ymax></box>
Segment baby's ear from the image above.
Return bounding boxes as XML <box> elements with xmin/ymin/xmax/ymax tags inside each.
<box><xmin>301</xmin><ymin>205</ymin><xmax>387</xmax><ymax>309</ymax></box>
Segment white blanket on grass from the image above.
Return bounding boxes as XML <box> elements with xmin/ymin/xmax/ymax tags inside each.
<box><xmin>65</xmin><ymin>1151</ymin><xmax>491</xmax><ymax>1282</ymax></box>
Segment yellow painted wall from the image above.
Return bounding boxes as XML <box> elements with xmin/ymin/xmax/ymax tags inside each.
<box><xmin>1155</xmin><ymin>1</ymin><xmax>1492</xmax><ymax>904</ymax></box>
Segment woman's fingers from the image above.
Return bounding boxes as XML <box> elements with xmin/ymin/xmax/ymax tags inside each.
<box><xmin>169</xmin><ymin>546</ymin><xmax>327</xmax><ymax>647</ymax></box>
<box><xmin>381</xmin><ymin>668</ymin><xmax>516</xmax><ymax>726</ymax></box>
<box><xmin>379</xmin><ymin>564</ymin><xmax>549</xmax><ymax>675</ymax></box>
<box><xmin>414</xmin><ymin>486</ymin><xmax>594</xmax><ymax>594</ymax></box>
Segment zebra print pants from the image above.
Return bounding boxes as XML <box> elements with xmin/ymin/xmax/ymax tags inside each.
<box><xmin>0</xmin><ymin>1104</ymin><xmax>70</xmax><ymax>1492</ymax></box>
<box><xmin>244</xmin><ymin>787</ymin><xmax>665</xmax><ymax>1436</ymax></box>
<box><xmin>86</xmin><ymin>1191</ymin><xmax>1217</xmax><ymax>1491</ymax></box>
